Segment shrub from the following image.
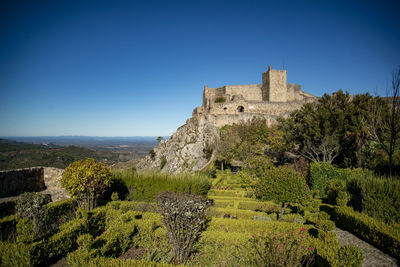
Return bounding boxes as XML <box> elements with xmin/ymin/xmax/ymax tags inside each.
<box><xmin>348</xmin><ymin>176</ymin><xmax>400</xmax><ymax>224</ymax></box>
<box><xmin>325</xmin><ymin>178</ymin><xmax>346</xmax><ymax>204</ymax></box>
<box><xmin>207</xmin><ymin>207</ymin><xmax>267</xmax><ymax>220</ymax></box>
<box><xmin>253</xmin><ymin>166</ymin><xmax>311</xmax><ymax>218</ymax></box>
<box><xmin>237</xmin><ymin>200</ymin><xmax>280</xmax><ymax>213</ymax></box>
<box><xmin>156</xmin><ymin>191</ymin><xmax>212</xmax><ymax>264</ymax></box>
<box><xmin>160</xmin><ymin>156</ymin><xmax>167</xmax><ymax>170</ymax></box>
<box><xmin>309</xmin><ymin>162</ymin><xmax>339</xmax><ymax>198</ymax></box>
<box><xmin>315</xmin><ymin>219</ymin><xmax>336</xmax><ymax>232</ymax></box>
<box><xmin>61</xmin><ymin>158</ymin><xmax>112</xmax><ymax>211</ymax></box>
<box><xmin>16</xmin><ymin>192</ymin><xmax>50</xmax><ymax>238</ymax></box>
<box><xmin>46</xmin><ymin>198</ymin><xmax>77</xmax><ymax>230</ymax></box>
<box><xmin>324</xmin><ymin>205</ymin><xmax>400</xmax><ymax>259</ymax></box>
<box><xmin>247</xmin><ymin>228</ymin><xmax>315</xmax><ymax>267</ymax></box>
<box><xmin>0</xmin><ymin>215</ymin><xmax>17</xmax><ymax>241</ymax></box>
<box><xmin>337</xmin><ymin>245</ymin><xmax>364</xmax><ymax>267</ymax></box>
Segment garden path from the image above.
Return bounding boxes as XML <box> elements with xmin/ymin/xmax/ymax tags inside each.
<box><xmin>334</xmin><ymin>227</ymin><xmax>399</xmax><ymax>267</ymax></box>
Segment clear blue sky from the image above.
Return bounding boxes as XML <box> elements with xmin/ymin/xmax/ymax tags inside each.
<box><xmin>1</xmin><ymin>0</ymin><xmax>399</xmax><ymax>136</ymax></box>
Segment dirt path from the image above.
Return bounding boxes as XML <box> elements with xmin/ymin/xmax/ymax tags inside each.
<box><xmin>334</xmin><ymin>227</ymin><xmax>399</xmax><ymax>267</ymax></box>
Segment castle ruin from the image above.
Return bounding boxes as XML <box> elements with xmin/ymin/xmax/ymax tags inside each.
<box><xmin>137</xmin><ymin>66</ymin><xmax>317</xmax><ymax>173</ymax></box>
<box><xmin>193</xmin><ymin>65</ymin><xmax>316</xmax><ymax>127</ymax></box>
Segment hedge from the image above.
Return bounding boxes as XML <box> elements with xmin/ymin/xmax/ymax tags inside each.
<box><xmin>322</xmin><ymin>205</ymin><xmax>400</xmax><ymax>259</ymax></box>
<box><xmin>197</xmin><ymin>220</ymin><xmax>362</xmax><ymax>267</ymax></box>
<box><xmin>206</xmin><ymin>207</ymin><xmax>268</xmax><ymax>220</ymax></box>
<box><xmin>71</xmin><ymin>257</ymin><xmax>186</xmax><ymax>267</ymax></box>
<box><xmin>348</xmin><ymin>176</ymin><xmax>400</xmax><ymax>224</ymax></box>
<box><xmin>114</xmin><ymin>171</ymin><xmax>211</xmax><ymax>201</ymax></box>
<box><xmin>309</xmin><ymin>162</ymin><xmax>372</xmax><ymax>198</ymax></box>
<box><xmin>208</xmin><ymin>189</ymin><xmax>247</xmax><ymax>198</ymax></box>
<box><xmin>237</xmin><ymin>200</ymin><xmax>280</xmax><ymax>213</ymax></box>
<box><xmin>212</xmin><ymin>200</ymin><xmax>234</xmax><ymax>208</ymax></box>
<box><xmin>0</xmin><ymin>215</ymin><xmax>17</xmax><ymax>241</ymax></box>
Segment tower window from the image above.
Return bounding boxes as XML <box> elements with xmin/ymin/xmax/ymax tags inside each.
<box><xmin>237</xmin><ymin>106</ymin><xmax>244</xmax><ymax>112</ymax></box>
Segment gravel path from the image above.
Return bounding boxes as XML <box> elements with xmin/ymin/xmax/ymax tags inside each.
<box><xmin>334</xmin><ymin>227</ymin><xmax>399</xmax><ymax>267</ymax></box>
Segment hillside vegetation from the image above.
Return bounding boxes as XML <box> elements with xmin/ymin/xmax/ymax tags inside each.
<box><xmin>0</xmin><ymin>139</ymin><xmax>119</xmax><ymax>170</ymax></box>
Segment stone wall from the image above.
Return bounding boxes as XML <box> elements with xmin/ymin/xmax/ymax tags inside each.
<box><xmin>262</xmin><ymin>69</ymin><xmax>287</xmax><ymax>102</ymax></box>
<box><xmin>0</xmin><ymin>167</ymin><xmax>69</xmax><ymax>202</ymax></box>
<box><xmin>0</xmin><ymin>168</ymin><xmax>45</xmax><ymax>198</ymax></box>
<box><xmin>225</xmin><ymin>84</ymin><xmax>263</xmax><ymax>101</ymax></box>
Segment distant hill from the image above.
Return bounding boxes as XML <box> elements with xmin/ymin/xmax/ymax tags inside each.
<box><xmin>0</xmin><ymin>138</ymin><xmax>120</xmax><ymax>170</ymax></box>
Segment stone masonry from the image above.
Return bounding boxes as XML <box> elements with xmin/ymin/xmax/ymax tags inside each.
<box><xmin>137</xmin><ymin>66</ymin><xmax>317</xmax><ymax>173</ymax></box>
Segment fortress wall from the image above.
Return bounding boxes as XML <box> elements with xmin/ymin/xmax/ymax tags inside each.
<box><xmin>0</xmin><ymin>168</ymin><xmax>45</xmax><ymax>198</ymax></box>
<box><xmin>225</xmin><ymin>84</ymin><xmax>263</xmax><ymax>101</ymax></box>
<box><xmin>208</xmin><ymin>101</ymin><xmax>304</xmax><ymax>117</ymax></box>
<box><xmin>204</xmin><ymin>113</ymin><xmax>279</xmax><ymax>127</ymax></box>
<box><xmin>287</xmin><ymin>83</ymin><xmax>302</xmax><ymax>101</ymax></box>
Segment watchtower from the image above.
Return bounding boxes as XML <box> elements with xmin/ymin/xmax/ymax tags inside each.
<box><xmin>262</xmin><ymin>65</ymin><xmax>287</xmax><ymax>102</ymax></box>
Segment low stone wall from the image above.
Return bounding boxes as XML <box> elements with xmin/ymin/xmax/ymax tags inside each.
<box><xmin>0</xmin><ymin>167</ymin><xmax>69</xmax><ymax>201</ymax></box>
<box><xmin>0</xmin><ymin>168</ymin><xmax>45</xmax><ymax>198</ymax></box>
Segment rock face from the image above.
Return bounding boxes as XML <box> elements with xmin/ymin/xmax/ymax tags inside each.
<box><xmin>137</xmin><ymin>66</ymin><xmax>317</xmax><ymax>173</ymax></box>
<box><xmin>136</xmin><ymin>116</ymin><xmax>219</xmax><ymax>173</ymax></box>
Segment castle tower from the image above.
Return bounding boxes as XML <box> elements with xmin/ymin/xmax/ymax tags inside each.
<box><xmin>262</xmin><ymin>65</ymin><xmax>287</xmax><ymax>102</ymax></box>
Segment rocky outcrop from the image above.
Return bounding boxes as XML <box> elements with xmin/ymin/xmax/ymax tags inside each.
<box><xmin>137</xmin><ymin>116</ymin><xmax>219</xmax><ymax>173</ymax></box>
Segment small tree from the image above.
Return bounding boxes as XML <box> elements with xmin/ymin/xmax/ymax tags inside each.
<box><xmin>253</xmin><ymin>166</ymin><xmax>311</xmax><ymax>219</ymax></box>
<box><xmin>61</xmin><ymin>158</ymin><xmax>112</xmax><ymax>211</ymax></box>
<box><xmin>156</xmin><ymin>191</ymin><xmax>212</xmax><ymax>264</ymax></box>
<box><xmin>156</xmin><ymin>136</ymin><xmax>164</xmax><ymax>143</ymax></box>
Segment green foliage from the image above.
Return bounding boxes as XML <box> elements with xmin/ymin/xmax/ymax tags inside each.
<box><xmin>16</xmin><ymin>192</ymin><xmax>50</xmax><ymax>239</ymax></box>
<box><xmin>309</xmin><ymin>162</ymin><xmax>339</xmax><ymax>197</ymax></box>
<box><xmin>326</xmin><ymin>178</ymin><xmax>347</xmax><ymax>205</ymax></box>
<box><xmin>61</xmin><ymin>158</ymin><xmax>112</xmax><ymax>211</ymax></box>
<box><xmin>68</xmin><ymin>256</ymin><xmax>182</xmax><ymax>267</ymax></box>
<box><xmin>253</xmin><ymin>166</ymin><xmax>311</xmax><ymax>217</ymax></box>
<box><xmin>337</xmin><ymin>245</ymin><xmax>364</xmax><ymax>267</ymax></box>
<box><xmin>149</xmin><ymin>149</ymin><xmax>156</xmax><ymax>160</ymax></box>
<box><xmin>348</xmin><ymin>176</ymin><xmax>400</xmax><ymax>224</ymax></box>
<box><xmin>0</xmin><ymin>139</ymin><xmax>119</xmax><ymax>170</ymax></box>
<box><xmin>16</xmin><ymin>218</ymin><xmax>34</xmax><ymax>244</ymax></box>
<box><xmin>207</xmin><ymin>207</ymin><xmax>268</xmax><ymax>220</ymax></box>
<box><xmin>246</xmin><ymin>228</ymin><xmax>315</xmax><ymax>267</ymax></box>
<box><xmin>114</xmin><ymin>170</ymin><xmax>211</xmax><ymax>201</ymax></box>
<box><xmin>156</xmin><ymin>191</ymin><xmax>212</xmax><ymax>264</ymax></box>
<box><xmin>314</xmin><ymin>219</ymin><xmax>335</xmax><ymax>232</ymax></box>
<box><xmin>208</xmin><ymin>189</ymin><xmax>247</xmax><ymax>197</ymax></box>
<box><xmin>237</xmin><ymin>200</ymin><xmax>280</xmax><ymax>213</ymax></box>
<box><xmin>214</xmin><ymin>96</ymin><xmax>226</xmax><ymax>103</ymax></box>
<box><xmin>216</xmin><ymin>118</ymin><xmax>276</xmax><ymax>169</ymax></box>
<box><xmin>325</xmin><ymin>205</ymin><xmax>400</xmax><ymax>259</ymax></box>
<box><xmin>0</xmin><ymin>215</ymin><xmax>17</xmax><ymax>241</ymax></box>
<box><xmin>160</xmin><ymin>156</ymin><xmax>167</xmax><ymax>170</ymax></box>
<box><xmin>111</xmin><ymin>192</ymin><xmax>119</xmax><ymax>201</ymax></box>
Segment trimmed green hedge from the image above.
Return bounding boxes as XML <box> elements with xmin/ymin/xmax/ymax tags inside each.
<box><xmin>322</xmin><ymin>205</ymin><xmax>400</xmax><ymax>259</ymax></box>
<box><xmin>71</xmin><ymin>257</ymin><xmax>185</xmax><ymax>267</ymax></box>
<box><xmin>237</xmin><ymin>200</ymin><xmax>280</xmax><ymax>213</ymax></box>
<box><xmin>114</xmin><ymin>171</ymin><xmax>211</xmax><ymax>201</ymax></box>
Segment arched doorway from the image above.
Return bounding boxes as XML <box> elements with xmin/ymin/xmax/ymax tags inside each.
<box><xmin>237</xmin><ymin>106</ymin><xmax>244</xmax><ymax>112</ymax></box>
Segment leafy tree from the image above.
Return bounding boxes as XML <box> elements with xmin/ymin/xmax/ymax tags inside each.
<box><xmin>216</xmin><ymin>118</ymin><xmax>272</xmax><ymax>171</ymax></box>
<box><xmin>61</xmin><ymin>158</ymin><xmax>112</xmax><ymax>211</ymax></box>
<box><xmin>279</xmin><ymin>90</ymin><xmax>351</xmax><ymax>163</ymax></box>
<box><xmin>156</xmin><ymin>136</ymin><xmax>164</xmax><ymax>143</ymax></box>
<box><xmin>253</xmin><ymin>166</ymin><xmax>311</xmax><ymax>218</ymax></box>
<box><xmin>370</xmin><ymin>67</ymin><xmax>400</xmax><ymax>175</ymax></box>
